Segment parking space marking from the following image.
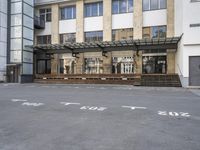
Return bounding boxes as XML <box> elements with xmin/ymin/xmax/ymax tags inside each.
<box><xmin>22</xmin><ymin>102</ymin><xmax>44</xmax><ymax>107</ymax></box>
<box><xmin>11</xmin><ymin>99</ymin><xmax>27</xmax><ymax>102</ymax></box>
<box><xmin>122</xmin><ymin>106</ymin><xmax>147</xmax><ymax>110</ymax></box>
<box><xmin>60</xmin><ymin>102</ymin><xmax>80</xmax><ymax>106</ymax></box>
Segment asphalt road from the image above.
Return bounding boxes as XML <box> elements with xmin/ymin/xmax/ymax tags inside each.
<box><xmin>0</xmin><ymin>84</ymin><xmax>200</xmax><ymax>150</ymax></box>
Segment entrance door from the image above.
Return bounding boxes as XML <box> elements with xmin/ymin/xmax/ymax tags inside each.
<box><xmin>189</xmin><ymin>56</ymin><xmax>200</xmax><ymax>86</ymax></box>
<box><xmin>7</xmin><ymin>65</ymin><xmax>20</xmax><ymax>83</ymax></box>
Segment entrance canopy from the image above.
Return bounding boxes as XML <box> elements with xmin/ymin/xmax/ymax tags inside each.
<box><xmin>32</xmin><ymin>36</ymin><xmax>182</xmax><ymax>54</ymax></box>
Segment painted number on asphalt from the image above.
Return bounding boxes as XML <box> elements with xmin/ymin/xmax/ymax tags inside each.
<box><xmin>80</xmin><ymin>106</ymin><xmax>107</xmax><ymax>111</ymax></box>
<box><xmin>158</xmin><ymin>111</ymin><xmax>190</xmax><ymax>117</ymax></box>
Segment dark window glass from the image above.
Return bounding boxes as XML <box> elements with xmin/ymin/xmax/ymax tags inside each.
<box><xmin>37</xmin><ymin>59</ymin><xmax>51</xmax><ymax>74</ymax></box>
<box><xmin>112</xmin><ymin>28</ymin><xmax>133</xmax><ymax>41</ymax></box>
<box><xmin>99</xmin><ymin>2</ymin><xmax>103</xmax><ymax>16</ymax></box>
<box><xmin>150</xmin><ymin>0</ymin><xmax>159</xmax><ymax>10</ymax></box>
<box><xmin>152</xmin><ymin>26</ymin><xmax>159</xmax><ymax>38</ymax></box>
<box><xmin>85</xmin><ymin>31</ymin><xmax>103</xmax><ymax>42</ymax></box>
<box><xmin>112</xmin><ymin>0</ymin><xmax>119</xmax><ymax>14</ymax></box>
<box><xmin>60</xmin><ymin>6</ymin><xmax>76</xmax><ymax>20</ymax></box>
<box><xmin>60</xmin><ymin>33</ymin><xmax>76</xmax><ymax>44</ymax></box>
<box><xmin>85</xmin><ymin>2</ymin><xmax>103</xmax><ymax>17</ymax></box>
<box><xmin>160</xmin><ymin>0</ymin><xmax>166</xmax><ymax>9</ymax></box>
<box><xmin>143</xmin><ymin>0</ymin><xmax>150</xmax><ymax>11</ymax></box>
<box><xmin>37</xmin><ymin>35</ymin><xmax>51</xmax><ymax>44</ymax></box>
<box><xmin>142</xmin><ymin>56</ymin><xmax>166</xmax><ymax>74</ymax></box>
<box><xmin>128</xmin><ymin>0</ymin><xmax>133</xmax><ymax>12</ymax></box>
<box><xmin>39</xmin><ymin>8</ymin><xmax>51</xmax><ymax>22</ymax></box>
<box><xmin>159</xmin><ymin>26</ymin><xmax>166</xmax><ymax>38</ymax></box>
<box><xmin>119</xmin><ymin>0</ymin><xmax>127</xmax><ymax>13</ymax></box>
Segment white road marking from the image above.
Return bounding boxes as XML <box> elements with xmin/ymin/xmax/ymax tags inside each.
<box><xmin>12</xmin><ymin>99</ymin><xmax>27</xmax><ymax>102</ymax></box>
<box><xmin>158</xmin><ymin>111</ymin><xmax>191</xmax><ymax>117</ymax></box>
<box><xmin>80</xmin><ymin>106</ymin><xmax>107</xmax><ymax>111</ymax></box>
<box><xmin>22</xmin><ymin>102</ymin><xmax>44</xmax><ymax>107</ymax></box>
<box><xmin>60</xmin><ymin>102</ymin><xmax>80</xmax><ymax>106</ymax></box>
<box><xmin>122</xmin><ymin>106</ymin><xmax>147</xmax><ymax>110</ymax></box>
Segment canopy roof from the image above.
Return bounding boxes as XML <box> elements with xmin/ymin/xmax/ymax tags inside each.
<box><xmin>32</xmin><ymin>36</ymin><xmax>182</xmax><ymax>54</ymax></box>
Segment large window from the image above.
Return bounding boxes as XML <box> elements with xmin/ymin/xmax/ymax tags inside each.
<box><xmin>143</xmin><ymin>0</ymin><xmax>166</xmax><ymax>11</ymax></box>
<box><xmin>142</xmin><ymin>56</ymin><xmax>166</xmax><ymax>74</ymax></box>
<box><xmin>85</xmin><ymin>58</ymin><xmax>103</xmax><ymax>74</ymax></box>
<box><xmin>112</xmin><ymin>57</ymin><xmax>134</xmax><ymax>74</ymax></box>
<box><xmin>37</xmin><ymin>35</ymin><xmax>51</xmax><ymax>44</ymax></box>
<box><xmin>60</xmin><ymin>33</ymin><xmax>76</xmax><ymax>44</ymax></box>
<box><xmin>112</xmin><ymin>0</ymin><xmax>133</xmax><ymax>14</ymax></box>
<box><xmin>112</xmin><ymin>28</ymin><xmax>133</xmax><ymax>41</ymax></box>
<box><xmin>37</xmin><ymin>59</ymin><xmax>51</xmax><ymax>74</ymax></box>
<box><xmin>85</xmin><ymin>31</ymin><xmax>103</xmax><ymax>42</ymax></box>
<box><xmin>39</xmin><ymin>8</ymin><xmax>51</xmax><ymax>22</ymax></box>
<box><xmin>60</xmin><ymin>6</ymin><xmax>76</xmax><ymax>20</ymax></box>
<box><xmin>143</xmin><ymin>26</ymin><xmax>166</xmax><ymax>39</ymax></box>
<box><xmin>84</xmin><ymin>2</ymin><xmax>103</xmax><ymax>17</ymax></box>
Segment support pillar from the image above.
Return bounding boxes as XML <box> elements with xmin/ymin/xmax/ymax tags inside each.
<box><xmin>167</xmin><ymin>0</ymin><xmax>175</xmax><ymax>74</ymax></box>
<box><xmin>51</xmin><ymin>4</ymin><xmax>59</xmax><ymax>75</ymax></box>
<box><xmin>133</xmin><ymin>0</ymin><xmax>143</xmax><ymax>74</ymax></box>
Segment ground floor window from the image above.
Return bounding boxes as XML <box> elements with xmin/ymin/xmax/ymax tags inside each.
<box><xmin>59</xmin><ymin>58</ymin><xmax>76</xmax><ymax>74</ymax></box>
<box><xmin>85</xmin><ymin>58</ymin><xmax>103</xmax><ymax>74</ymax></box>
<box><xmin>112</xmin><ymin>57</ymin><xmax>134</xmax><ymax>74</ymax></box>
<box><xmin>142</xmin><ymin>56</ymin><xmax>166</xmax><ymax>74</ymax></box>
<box><xmin>37</xmin><ymin>59</ymin><xmax>51</xmax><ymax>74</ymax></box>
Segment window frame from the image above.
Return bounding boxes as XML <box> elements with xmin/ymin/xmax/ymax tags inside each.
<box><xmin>84</xmin><ymin>2</ymin><xmax>103</xmax><ymax>18</ymax></box>
<box><xmin>142</xmin><ymin>0</ymin><xmax>167</xmax><ymax>11</ymax></box>
<box><xmin>112</xmin><ymin>0</ymin><xmax>134</xmax><ymax>14</ymax></box>
<box><xmin>84</xmin><ymin>31</ymin><xmax>103</xmax><ymax>42</ymax></box>
<box><xmin>60</xmin><ymin>5</ymin><xmax>76</xmax><ymax>20</ymax></box>
<box><xmin>39</xmin><ymin>8</ymin><xmax>52</xmax><ymax>22</ymax></box>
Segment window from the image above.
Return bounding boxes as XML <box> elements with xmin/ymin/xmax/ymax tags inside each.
<box><xmin>60</xmin><ymin>33</ymin><xmax>76</xmax><ymax>44</ymax></box>
<box><xmin>85</xmin><ymin>58</ymin><xmax>103</xmax><ymax>74</ymax></box>
<box><xmin>37</xmin><ymin>59</ymin><xmax>51</xmax><ymax>74</ymax></box>
<box><xmin>112</xmin><ymin>0</ymin><xmax>133</xmax><ymax>14</ymax></box>
<box><xmin>112</xmin><ymin>57</ymin><xmax>134</xmax><ymax>74</ymax></box>
<box><xmin>142</xmin><ymin>56</ymin><xmax>166</xmax><ymax>74</ymax></box>
<box><xmin>60</xmin><ymin>6</ymin><xmax>76</xmax><ymax>20</ymax></box>
<box><xmin>37</xmin><ymin>35</ymin><xmax>51</xmax><ymax>44</ymax></box>
<box><xmin>143</xmin><ymin>0</ymin><xmax>166</xmax><ymax>11</ymax></box>
<box><xmin>112</xmin><ymin>28</ymin><xmax>133</xmax><ymax>41</ymax></box>
<box><xmin>143</xmin><ymin>26</ymin><xmax>166</xmax><ymax>39</ymax></box>
<box><xmin>84</xmin><ymin>2</ymin><xmax>103</xmax><ymax>17</ymax></box>
<box><xmin>85</xmin><ymin>31</ymin><xmax>103</xmax><ymax>42</ymax></box>
<box><xmin>39</xmin><ymin>8</ymin><xmax>51</xmax><ymax>22</ymax></box>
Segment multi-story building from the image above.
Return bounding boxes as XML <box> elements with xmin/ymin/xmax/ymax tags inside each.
<box><xmin>0</xmin><ymin>1</ymin><xmax>7</xmax><ymax>82</ymax></box>
<box><xmin>0</xmin><ymin>0</ymin><xmax>200</xmax><ymax>87</ymax></box>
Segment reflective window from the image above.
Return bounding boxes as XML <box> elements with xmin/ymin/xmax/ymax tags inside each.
<box><xmin>142</xmin><ymin>56</ymin><xmax>166</xmax><ymax>74</ymax></box>
<box><xmin>112</xmin><ymin>57</ymin><xmax>134</xmax><ymax>74</ymax></box>
<box><xmin>143</xmin><ymin>0</ymin><xmax>166</xmax><ymax>11</ymax></box>
<box><xmin>60</xmin><ymin>33</ymin><xmax>76</xmax><ymax>44</ymax></box>
<box><xmin>39</xmin><ymin>8</ymin><xmax>51</xmax><ymax>22</ymax></box>
<box><xmin>150</xmin><ymin>0</ymin><xmax>159</xmax><ymax>10</ymax></box>
<box><xmin>85</xmin><ymin>31</ymin><xmax>103</xmax><ymax>42</ymax></box>
<box><xmin>37</xmin><ymin>59</ymin><xmax>51</xmax><ymax>74</ymax></box>
<box><xmin>112</xmin><ymin>28</ymin><xmax>133</xmax><ymax>41</ymax></box>
<box><xmin>85</xmin><ymin>58</ymin><xmax>103</xmax><ymax>74</ymax></box>
<box><xmin>37</xmin><ymin>35</ymin><xmax>51</xmax><ymax>44</ymax></box>
<box><xmin>60</xmin><ymin>6</ymin><xmax>76</xmax><ymax>20</ymax></box>
<box><xmin>84</xmin><ymin>2</ymin><xmax>103</xmax><ymax>17</ymax></box>
<box><xmin>143</xmin><ymin>26</ymin><xmax>166</xmax><ymax>39</ymax></box>
<box><xmin>112</xmin><ymin>0</ymin><xmax>133</xmax><ymax>14</ymax></box>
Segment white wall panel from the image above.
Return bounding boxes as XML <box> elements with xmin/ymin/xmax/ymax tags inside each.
<box><xmin>112</xmin><ymin>13</ymin><xmax>133</xmax><ymax>30</ymax></box>
<box><xmin>59</xmin><ymin>19</ymin><xmax>76</xmax><ymax>34</ymax></box>
<box><xmin>143</xmin><ymin>9</ymin><xmax>167</xmax><ymax>27</ymax></box>
<box><xmin>84</xmin><ymin>17</ymin><xmax>103</xmax><ymax>32</ymax></box>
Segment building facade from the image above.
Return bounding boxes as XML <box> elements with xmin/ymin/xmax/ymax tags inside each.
<box><xmin>0</xmin><ymin>0</ymin><xmax>200</xmax><ymax>87</ymax></box>
<box><xmin>0</xmin><ymin>1</ymin><xmax>7</xmax><ymax>82</ymax></box>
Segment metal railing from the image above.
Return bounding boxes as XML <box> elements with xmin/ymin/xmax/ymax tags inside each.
<box><xmin>34</xmin><ymin>15</ymin><xmax>45</xmax><ymax>29</ymax></box>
